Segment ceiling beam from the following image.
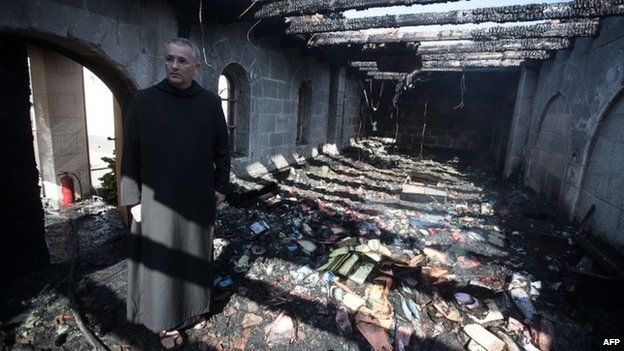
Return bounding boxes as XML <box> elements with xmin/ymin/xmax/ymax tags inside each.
<box><xmin>308</xmin><ymin>20</ymin><xmax>599</xmax><ymax>46</ymax></box>
<box><xmin>422</xmin><ymin>58</ymin><xmax>525</xmax><ymax>68</ymax></box>
<box><xmin>422</xmin><ymin>50</ymin><xmax>550</xmax><ymax>60</ymax></box>
<box><xmin>287</xmin><ymin>0</ymin><xmax>623</xmax><ymax>34</ymax></box>
<box><xmin>366</xmin><ymin>71</ymin><xmax>407</xmax><ymax>80</ymax></box>
<box><xmin>416</xmin><ymin>38</ymin><xmax>571</xmax><ymax>53</ymax></box>
<box><xmin>255</xmin><ymin>0</ymin><xmax>466</xmax><ymax>19</ymax></box>
<box><xmin>351</xmin><ymin>61</ymin><xmax>378</xmax><ymax>68</ymax></box>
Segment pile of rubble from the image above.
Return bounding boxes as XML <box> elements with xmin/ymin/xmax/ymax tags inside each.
<box><xmin>2</xmin><ymin>138</ymin><xmax>622</xmax><ymax>351</ymax></box>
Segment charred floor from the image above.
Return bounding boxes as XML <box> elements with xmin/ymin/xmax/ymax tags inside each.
<box><xmin>2</xmin><ymin>139</ymin><xmax>623</xmax><ymax>351</ymax></box>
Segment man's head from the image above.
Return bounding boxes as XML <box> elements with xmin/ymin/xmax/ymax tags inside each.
<box><xmin>165</xmin><ymin>38</ymin><xmax>201</xmax><ymax>89</ymax></box>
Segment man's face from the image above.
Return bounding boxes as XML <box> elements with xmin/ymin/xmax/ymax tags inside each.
<box><xmin>165</xmin><ymin>43</ymin><xmax>199</xmax><ymax>89</ymax></box>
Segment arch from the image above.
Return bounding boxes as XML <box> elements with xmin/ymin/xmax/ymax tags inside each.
<box><xmin>526</xmin><ymin>92</ymin><xmax>573</xmax><ymax>201</ymax></box>
<box><xmin>296</xmin><ymin>80</ymin><xmax>313</xmax><ymax>145</ymax></box>
<box><xmin>534</xmin><ymin>92</ymin><xmax>570</xmax><ymax>138</ymax></box>
<box><xmin>572</xmin><ymin>87</ymin><xmax>624</xmax><ymax>244</ymax></box>
<box><xmin>3</xmin><ymin>32</ymin><xmax>137</xmax><ymax>107</ymax></box>
<box><xmin>0</xmin><ymin>29</ymin><xmax>137</xmax><ymax>216</ymax></box>
<box><xmin>578</xmin><ymin>87</ymin><xmax>624</xmax><ymax>185</ymax></box>
<box><xmin>219</xmin><ymin>62</ymin><xmax>250</xmax><ymax>157</ymax></box>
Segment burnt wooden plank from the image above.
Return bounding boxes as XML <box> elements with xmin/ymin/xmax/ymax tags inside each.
<box><xmin>288</xmin><ymin>0</ymin><xmax>623</xmax><ymax>34</ymax></box>
<box><xmin>367</xmin><ymin>71</ymin><xmax>407</xmax><ymax>79</ymax></box>
<box><xmin>309</xmin><ymin>20</ymin><xmax>599</xmax><ymax>46</ymax></box>
<box><xmin>422</xmin><ymin>58</ymin><xmax>525</xmax><ymax>68</ymax></box>
<box><xmin>416</xmin><ymin>38</ymin><xmax>570</xmax><ymax>53</ymax></box>
<box><xmin>255</xmin><ymin>0</ymin><xmax>466</xmax><ymax>19</ymax></box>
<box><xmin>421</xmin><ymin>50</ymin><xmax>550</xmax><ymax>61</ymax></box>
<box><xmin>350</xmin><ymin>61</ymin><xmax>378</xmax><ymax>68</ymax></box>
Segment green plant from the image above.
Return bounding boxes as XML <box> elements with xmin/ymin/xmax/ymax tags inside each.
<box><xmin>99</xmin><ymin>156</ymin><xmax>117</xmax><ymax>205</ymax></box>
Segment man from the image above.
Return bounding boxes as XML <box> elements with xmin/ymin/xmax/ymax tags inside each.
<box><xmin>120</xmin><ymin>38</ymin><xmax>230</xmax><ymax>349</ymax></box>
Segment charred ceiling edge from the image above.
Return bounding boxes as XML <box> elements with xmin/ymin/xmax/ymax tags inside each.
<box><xmin>308</xmin><ymin>20</ymin><xmax>599</xmax><ymax>46</ymax></box>
<box><xmin>255</xmin><ymin>0</ymin><xmax>466</xmax><ymax>19</ymax></box>
<box><xmin>415</xmin><ymin>38</ymin><xmax>571</xmax><ymax>53</ymax></box>
<box><xmin>286</xmin><ymin>0</ymin><xmax>624</xmax><ymax>34</ymax></box>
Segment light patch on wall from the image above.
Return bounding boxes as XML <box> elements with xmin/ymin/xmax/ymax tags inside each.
<box><xmin>83</xmin><ymin>67</ymin><xmax>115</xmax><ymax>188</ymax></box>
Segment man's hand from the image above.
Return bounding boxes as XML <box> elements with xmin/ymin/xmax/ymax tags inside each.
<box><xmin>130</xmin><ymin>204</ymin><xmax>141</xmax><ymax>223</ymax></box>
<box><xmin>215</xmin><ymin>191</ymin><xmax>225</xmax><ymax>206</ymax></box>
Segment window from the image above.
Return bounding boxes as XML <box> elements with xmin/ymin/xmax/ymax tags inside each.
<box><xmin>218</xmin><ymin>73</ymin><xmax>236</xmax><ymax>150</ymax></box>
<box><xmin>218</xmin><ymin>64</ymin><xmax>250</xmax><ymax>157</ymax></box>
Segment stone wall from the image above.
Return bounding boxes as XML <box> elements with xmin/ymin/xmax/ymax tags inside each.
<box><xmin>507</xmin><ymin>17</ymin><xmax>624</xmax><ymax>245</ymax></box>
<box><xmin>0</xmin><ymin>0</ymin><xmax>363</xmax><ymax>177</ymax></box>
<box><xmin>194</xmin><ymin>22</ymin><xmax>362</xmax><ymax>176</ymax></box>
<box><xmin>328</xmin><ymin>67</ymin><xmax>363</xmax><ymax>146</ymax></box>
<box><xmin>395</xmin><ymin>72</ymin><xmax>519</xmax><ymax>152</ymax></box>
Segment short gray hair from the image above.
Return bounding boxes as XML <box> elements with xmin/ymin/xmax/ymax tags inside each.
<box><xmin>166</xmin><ymin>38</ymin><xmax>201</xmax><ymax>63</ymax></box>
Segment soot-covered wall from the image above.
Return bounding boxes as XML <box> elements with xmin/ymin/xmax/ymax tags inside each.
<box><xmin>390</xmin><ymin>72</ymin><xmax>519</xmax><ymax>154</ymax></box>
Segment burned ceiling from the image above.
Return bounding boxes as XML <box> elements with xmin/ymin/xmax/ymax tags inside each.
<box><xmin>242</xmin><ymin>0</ymin><xmax>624</xmax><ymax>81</ymax></box>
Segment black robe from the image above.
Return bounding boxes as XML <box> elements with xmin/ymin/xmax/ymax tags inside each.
<box><xmin>120</xmin><ymin>79</ymin><xmax>230</xmax><ymax>332</ymax></box>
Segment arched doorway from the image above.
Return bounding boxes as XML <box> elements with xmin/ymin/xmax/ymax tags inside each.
<box><xmin>0</xmin><ymin>33</ymin><xmax>136</xmax><ymax>274</ymax></box>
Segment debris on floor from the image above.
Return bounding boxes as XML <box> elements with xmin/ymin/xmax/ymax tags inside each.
<box><xmin>2</xmin><ymin>138</ymin><xmax>623</xmax><ymax>351</ymax></box>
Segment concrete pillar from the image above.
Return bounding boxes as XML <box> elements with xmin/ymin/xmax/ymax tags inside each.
<box><xmin>29</xmin><ymin>46</ymin><xmax>91</xmax><ymax>203</ymax></box>
<box><xmin>0</xmin><ymin>37</ymin><xmax>49</xmax><ymax>276</ymax></box>
<box><xmin>503</xmin><ymin>67</ymin><xmax>539</xmax><ymax>179</ymax></box>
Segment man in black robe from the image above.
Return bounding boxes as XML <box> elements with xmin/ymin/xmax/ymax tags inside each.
<box><xmin>120</xmin><ymin>38</ymin><xmax>230</xmax><ymax>349</ymax></box>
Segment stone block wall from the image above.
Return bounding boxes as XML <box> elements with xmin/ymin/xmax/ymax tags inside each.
<box><xmin>395</xmin><ymin>72</ymin><xmax>518</xmax><ymax>152</ymax></box>
<box><xmin>196</xmin><ymin>22</ymin><xmax>361</xmax><ymax>176</ymax></box>
<box><xmin>503</xmin><ymin>67</ymin><xmax>539</xmax><ymax>178</ymax></box>
<box><xmin>507</xmin><ymin>17</ymin><xmax>624</xmax><ymax>245</ymax></box>
<box><xmin>328</xmin><ymin>67</ymin><xmax>363</xmax><ymax>146</ymax></box>
<box><xmin>0</xmin><ymin>0</ymin><xmax>364</xmax><ymax>179</ymax></box>
<box><xmin>342</xmin><ymin>73</ymin><xmax>363</xmax><ymax>144</ymax></box>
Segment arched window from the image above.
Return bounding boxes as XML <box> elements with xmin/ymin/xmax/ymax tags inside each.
<box><xmin>218</xmin><ymin>73</ymin><xmax>236</xmax><ymax>150</ymax></box>
<box><xmin>218</xmin><ymin>64</ymin><xmax>250</xmax><ymax>157</ymax></box>
<box><xmin>296</xmin><ymin>81</ymin><xmax>312</xmax><ymax>145</ymax></box>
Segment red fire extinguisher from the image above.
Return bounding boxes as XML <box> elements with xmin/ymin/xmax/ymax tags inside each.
<box><xmin>58</xmin><ymin>172</ymin><xmax>80</xmax><ymax>206</ymax></box>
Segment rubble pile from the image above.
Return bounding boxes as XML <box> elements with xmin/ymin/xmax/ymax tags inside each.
<box><xmin>1</xmin><ymin>138</ymin><xmax>622</xmax><ymax>351</ymax></box>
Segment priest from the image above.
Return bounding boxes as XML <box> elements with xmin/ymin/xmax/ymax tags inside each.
<box><xmin>120</xmin><ymin>37</ymin><xmax>230</xmax><ymax>349</ymax></box>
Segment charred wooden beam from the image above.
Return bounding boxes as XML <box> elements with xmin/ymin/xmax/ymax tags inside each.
<box><xmin>416</xmin><ymin>38</ymin><xmax>571</xmax><ymax>53</ymax></box>
<box><xmin>422</xmin><ymin>58</ymin><xmax>524</xmax><ymax>68</ymax></box>
<box><xmin>359</xmin><ymin>66</ymin><xmax>396</xmax><ymax>74</ymax></box>
<box><xmin>288</xmin><ymin>0</ymin><xmax>623</xmax><ymax>34</ymax></box>
<box><xmin>351</xmin><ymin>61</ymin><xmax>378</xmax><ymax>68</ymax></box>
<box><xmin>421</xmin><ymin>66</ymin><xmax>520</xmax><ymax>72</ymax></box>
<box><xmin>421</xmin><ymin>50</ymin><xmax>549</xmax><ymax>61</ymax></box>
<box><xmin>367</xmin><ymin>71</ymin><xmax>407</xmax><ymax>80</ymax></box>
<box><xmin>309</xmin><ymin>20</ymin><xmax>599</xmax><ymax>46</ymax></box>
<box><xmin>363</xmin><ymin>42</ymin><xmax>416</xmax><ymax>51</ymax></box>
<box><xmin>255</xmin><ymin>0</ymin><xmax>466</xmax><ymax>19</ymax></box>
